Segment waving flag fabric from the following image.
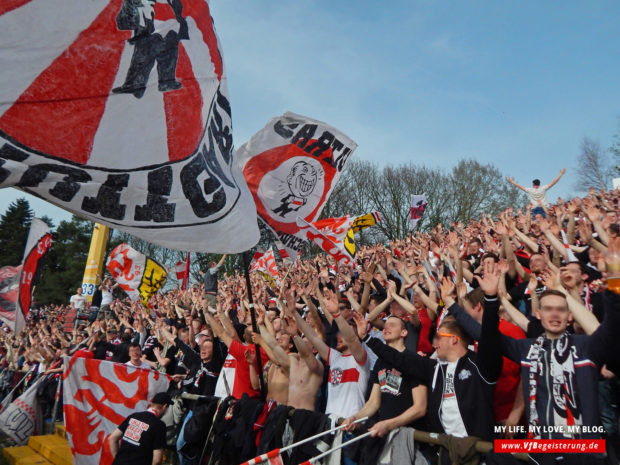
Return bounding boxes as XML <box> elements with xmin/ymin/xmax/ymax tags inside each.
<box><xmin>409</xmin><ymin>194</ymin><xmax>428</xmax><ymax>231</ymax></box>
<box><xmin>0</xmin><ymin>265</ymin><xmax>21</xmax><ymax>330</ymax></box>
<box><xmin>15</xmin><ymin>218</ymin><xmax>52</xmax><ymax>333</ymax></box>
<box><xmin>63</xmin><ymin>356</ymin><xmax>170</xmax><ymax>465</ymax></box>
<box><xmin>0</xmin><ymin>0</ymin><xmax>259</xmax><ymax>252</ymax></box>
<box><xmin>250</xmin><ymin>248</ymin><xmax>280</xmax><ymax>286</ymax></box>
<box><xmin>351</xmin><ymin>211</ymin><xmax>381</xmax><ymax>234</ymax></box>
<box><xmin>106</xmin><ymin>243</ymin><xmax>167</xmax><ymax>306</ymax></box>
<box><xmin>0</xmin><ymin>377</ymin><xmax>42</xmax><ymax>445</ymax></box>
<box><xmin>298</xmin><ymin>217</ymin><xmax>355</xmax><ymax>267</ymax></box>
<box><xmin>239</xmin><ymin>113</ymin><xmax>357</xmax><ymax>261</ymax></box>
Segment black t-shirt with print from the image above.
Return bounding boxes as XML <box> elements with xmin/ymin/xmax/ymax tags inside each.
<box><xmin>369</xmin><ymin>357</ymin><xmax>421</xmax><ymax>425</ymax></box>
<box><xmin>112</xmin><ymin>410</ymin><xmax>166</xmax><ymax>465</ymax></box>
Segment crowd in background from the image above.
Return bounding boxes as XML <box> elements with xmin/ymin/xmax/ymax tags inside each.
<box><xmin>1</xmin><ymin>182</ymin><xmax>620</xmax><ymax>465</ymax></box>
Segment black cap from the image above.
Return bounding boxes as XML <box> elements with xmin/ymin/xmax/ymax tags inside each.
<box><xmin>151</xmin><ymin>392</ymin><xmax>173</xmax><ymax>405</ymax></box>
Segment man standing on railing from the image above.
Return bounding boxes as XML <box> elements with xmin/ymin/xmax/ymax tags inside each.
<box><xmin>507</xmin><ymin>168</ymin><xmax>566</xmax><ymax>219</ymax></box>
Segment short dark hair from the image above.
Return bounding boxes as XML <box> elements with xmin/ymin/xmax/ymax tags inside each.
<box><xmin>481</xmin><ymin>252</ymin><xmax>499</xmax><ymax>263</ymax></box>
<box><xmin>386</xmin><ymin>315</ymin><xmax>407</xmax><ymax>331</ymax></box>
<box><xmin>464</xmin><ymin>288</ymin><xmax>484</xmax><ymax>308</ymax></box>
<box><xmin>532</xmin><ymin>179</ymin><xmax>541</xmax><ymax>186</ymax></box>
<box><xmin>438</xmin><ymin>317</ymin><xmax>472</xmax><ymax>346</ymax></box>
<box><xmin>129</xmin><ymin>342</ymin><xmax>141</xmax><ymax>349</ymax></box>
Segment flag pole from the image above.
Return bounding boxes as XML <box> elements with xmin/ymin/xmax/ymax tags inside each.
<box><xmin>241</xmin><ymin>251</ymin><xmax>267</xmax><ymax>399</ymax></box>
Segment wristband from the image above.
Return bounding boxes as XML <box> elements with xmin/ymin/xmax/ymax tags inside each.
<box><xmin>360</xmin><ymin>333</ymin><xmax>371</xmax><ymax>343</ymax></box>
<box><xmin>484</xmin><ymin>294</ymin><xmax>499</xmax><ymax>302</ymax></box>
<box><xmin>332</xmin><ymin>312</ymin><xmax>341</xmax><ymax>319</ymax></box>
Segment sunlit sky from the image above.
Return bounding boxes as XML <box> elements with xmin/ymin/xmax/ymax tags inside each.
<box><xmin>2</xmin><ymin>0</ymin><xmax>619</xmax><ymax>226</ymax></box>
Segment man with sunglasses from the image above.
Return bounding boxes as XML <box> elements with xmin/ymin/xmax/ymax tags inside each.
<box><xmin>358</xmin><ymin>277</ymin><xmax>502</xmax><ymax>448</ymax></box>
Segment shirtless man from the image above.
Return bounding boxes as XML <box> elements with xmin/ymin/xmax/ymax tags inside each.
<box><xmin>249</xmin><ymin>294</ymin><xmax>324</xmax><ymax>409</ymax></box>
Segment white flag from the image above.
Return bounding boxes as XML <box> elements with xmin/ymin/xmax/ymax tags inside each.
<box><xmin>0</xmin><ymin>377</ymin><xmax>42</xmax><ymax>444</ymax></box>
<box><xmin>409</xmin><ymin>194</ymin><xmax>428</xmax><ymax>231</ymax></box>
<box><xmin>63</xmin><ymin>356</ymin><xmax>170</xmax><ymax>465</ymax></box>
<box><xmin>239</xmin><ymin>112</ymin><xmax>357</xmax><ymax>261</ymax></box>
<box><xmin>0</xmin><ymin>0</ymin><xmax>259</xmax><ymax>252</ymax></box>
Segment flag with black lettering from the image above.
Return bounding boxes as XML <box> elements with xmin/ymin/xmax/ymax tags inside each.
<box><xmin>298</xmin><ymin>216</ymin><xmax>355</xmax><ymax>267</ymax></box>
<box><xmin>0</xmin><ymin>265</ymin><xmax>21</xmax><ymax>330</ymax></box>
<box><xmin>239</xmin><ymin>113</ymin><xmax>357</xmax><ymax>261</ymax></box>
<box><xmin>409</xmin><ymin>194</ymin><xmax>428</xmax><ymax>231</ymax></box>
<box><xmin>0</xmin><ymin>1</ymin><xmax>259</xmax><ymax>252</ymax></box>
<box><xmin>351</xmin><ymin>211</ymin><xmax>381</xmax><ymax>234</ymax></box>
<box><xmin>106</xmin><ymin>243</ymin><xmax>167</xmax><ymax>307</ymax></box>
<box><xmin>0</xmin><ymin>377</ymin><xmax>42</xmax><ymax>444</ymax></box>
<box><xmin>14</xmin><ymin>218</ymin><xmax>52</xmax><ymax>333</ymax></box>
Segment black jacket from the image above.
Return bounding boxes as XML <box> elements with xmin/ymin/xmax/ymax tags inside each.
<box><xmin>365</xmin><ymin>294</ymin><xmax>502</xmax><ymax>440</ymax></box>
<box><xmin>497</xmin><ymin>291</ymin><xmax>620</xmax><ymax>439</ymax></box>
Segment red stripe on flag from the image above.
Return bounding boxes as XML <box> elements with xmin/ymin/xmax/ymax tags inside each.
<box><xmin>0</xmin><ymin>0</ymin><xmax>130</xmax><ymax>164</ymax></box>
<box><xmin>163</xmin><ymin>43</ymin><xmax>203</xmax><ymax>161</ymax></box>
<box><xmin>153</xmin><ymin>2</ymin><xmax>176</xmax><ymax>21</ymax></box>
<box><xmin>184</xmin><ymin>0</ymin><xmax>223</xmax><ymax>81</ymax></box>
<box><xmin>0</xmin><ymin>0</ymin><xmax>32</xmax><ymax>16</ymax></box>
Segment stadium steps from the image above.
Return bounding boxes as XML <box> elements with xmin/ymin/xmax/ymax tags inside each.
<box><xmin>2</xmin><ymin>424</ymin><xmax>71</xmax><ymax>465</ymax></box>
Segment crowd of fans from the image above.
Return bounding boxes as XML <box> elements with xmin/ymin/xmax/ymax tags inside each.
<box><xmin>1</xmin><ymin>182</ymin><xmax>620</xmax><ymax>465</ymax></box>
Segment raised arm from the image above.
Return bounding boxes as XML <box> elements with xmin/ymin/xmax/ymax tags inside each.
<box><xmin>546</xmin><ymin>168</ymin><xmax>566</xmax><ymax>189</ymax></box>
<box><xmin>506</xmin><ymin>176</ymin><xmax>526</xmax><ymax>192</ymax></box>
<box><xmin>285</xmin><ymin>293</ymin><xmax>330</xmax><ymax>362</ymax></box>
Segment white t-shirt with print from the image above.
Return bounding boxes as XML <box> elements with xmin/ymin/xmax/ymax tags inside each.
<box><xmin>440</xmin><ymin>361</ymin><xmax>468</xmax><ymax>438</ymax></box>
<box><xmin>325</xmin><ymin>347</ymin><xmax>370</xmax><ymax>418</ymax></box>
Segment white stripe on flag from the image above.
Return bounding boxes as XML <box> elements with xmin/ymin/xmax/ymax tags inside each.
<box><xmin>0</xmin><ymin>0</ymin><xmax>109</xmax><ymax>117</ymax></box>
<box><xmin>88</xmin><ymin>42</ymin><xmax>170</xmax><ymax>168</ymax></box>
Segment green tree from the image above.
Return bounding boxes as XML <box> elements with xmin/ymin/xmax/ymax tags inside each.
<box><xmin>0</xmin><ymin>197</ymin><xmax>33</xmax><ymax>267</ymax></box>
<box><xmin>34</xmin><ymin>215</ymin><xmax>93</xmax><ymax>305</ymax></box>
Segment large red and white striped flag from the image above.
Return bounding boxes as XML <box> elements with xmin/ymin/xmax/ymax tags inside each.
<box><xmin>63</xmin><ymin>356</ymin><xmax>170</xmax><ymax>465</ymax></box>
<box><xmin>0</xmin><ymin>0</ymin><xmax>259</xmax><ymax>252</ymax></box>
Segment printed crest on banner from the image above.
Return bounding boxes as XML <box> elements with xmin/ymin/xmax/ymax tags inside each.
<box><xmin>240</xmin><ymin>113</ymin><xmax>357</xmax><ymax>260</ymax></box>
<box><xmin>63</xmin><ymin>356</ymin><xmax>169</xmax><ymax>465</ymax></box>
<box><xmin>0</xmin><ymin>0</ymin><xmax>259</xmax><ymax>252</ymax></box>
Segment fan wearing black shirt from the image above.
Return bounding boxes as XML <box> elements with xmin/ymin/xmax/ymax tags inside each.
<box><xmin>108</xmin><ymin>392</ymin><xmax>172</xmax><ymax>465</ymax></box>
<box><xmin>342</xmin><ymin>315</ymin><xmax>427</xmax><ymax>436</ymax></box>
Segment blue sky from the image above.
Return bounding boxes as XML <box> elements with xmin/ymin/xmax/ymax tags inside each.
<box><xmin>2</xmin><ymin>0</ymin><xmax>619</xmax><ymax>225</ymax></box>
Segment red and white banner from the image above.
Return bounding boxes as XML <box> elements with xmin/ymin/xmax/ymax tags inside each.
<box><xmin>298</xmin><ymin>216</ymin><xmax>355</xmax><ymax>267</ymax></box>
<box><xmin>0</xmin><ymin>0</ymin><xmax>259</xmax><ymax>252</ymax></box>
<box><xmin>15</xmin><ymin>218</ymin><xmax>52</xmax><ymax>333</ymax></box>
<box><xmin>63</xmin><ymin>356</ymin><xmax>170</xmax><ymax>465</ymax></box>
<box><xmin>240</xmin><ymin>113</ymin><xmax>357</xmax><ymax>261</ymax></box>
<box><xmin>175</xmin><ymin>252</ymin><xmax>190</xmax><ymax>289</ymax></box>
<box><xmin>0</xmin><ymin>265</ymin><xmax>22</xmax><ymax>329</ymax></box>
<box><xmin>106</xmin><ymin>243</ymin><xmax>168</xmax><ymax>306</ymax></box>
<box><xmin>250</xmin><ymin>248</ymin><xmax>280</xmax><ymax>285</ymax></box>
<box><xmin>0</xmin><ymin>377</ymin><xmax>42</xmax><ymax>445</ymax></box>
<box><xmin>409</xmin><ymin>194</ymin><xmax>428</xmax><ymax>231</ymax></box>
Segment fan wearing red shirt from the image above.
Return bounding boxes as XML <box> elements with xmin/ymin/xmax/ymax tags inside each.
<box><xmin>206</xmin><ymin>312</ymin><xmax>268</xmax><ymax>399</ymax></box>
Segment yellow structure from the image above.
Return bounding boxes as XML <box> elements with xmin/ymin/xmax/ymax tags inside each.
<box><xmin>2</xmin><ymin>424</ymin><xmax>70</xmax><ymax>465</ymax></box>
<box><xmin>81</xmin><ymin>223</ymin><xmax>110</xmax><ymax>302</ymax></box>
